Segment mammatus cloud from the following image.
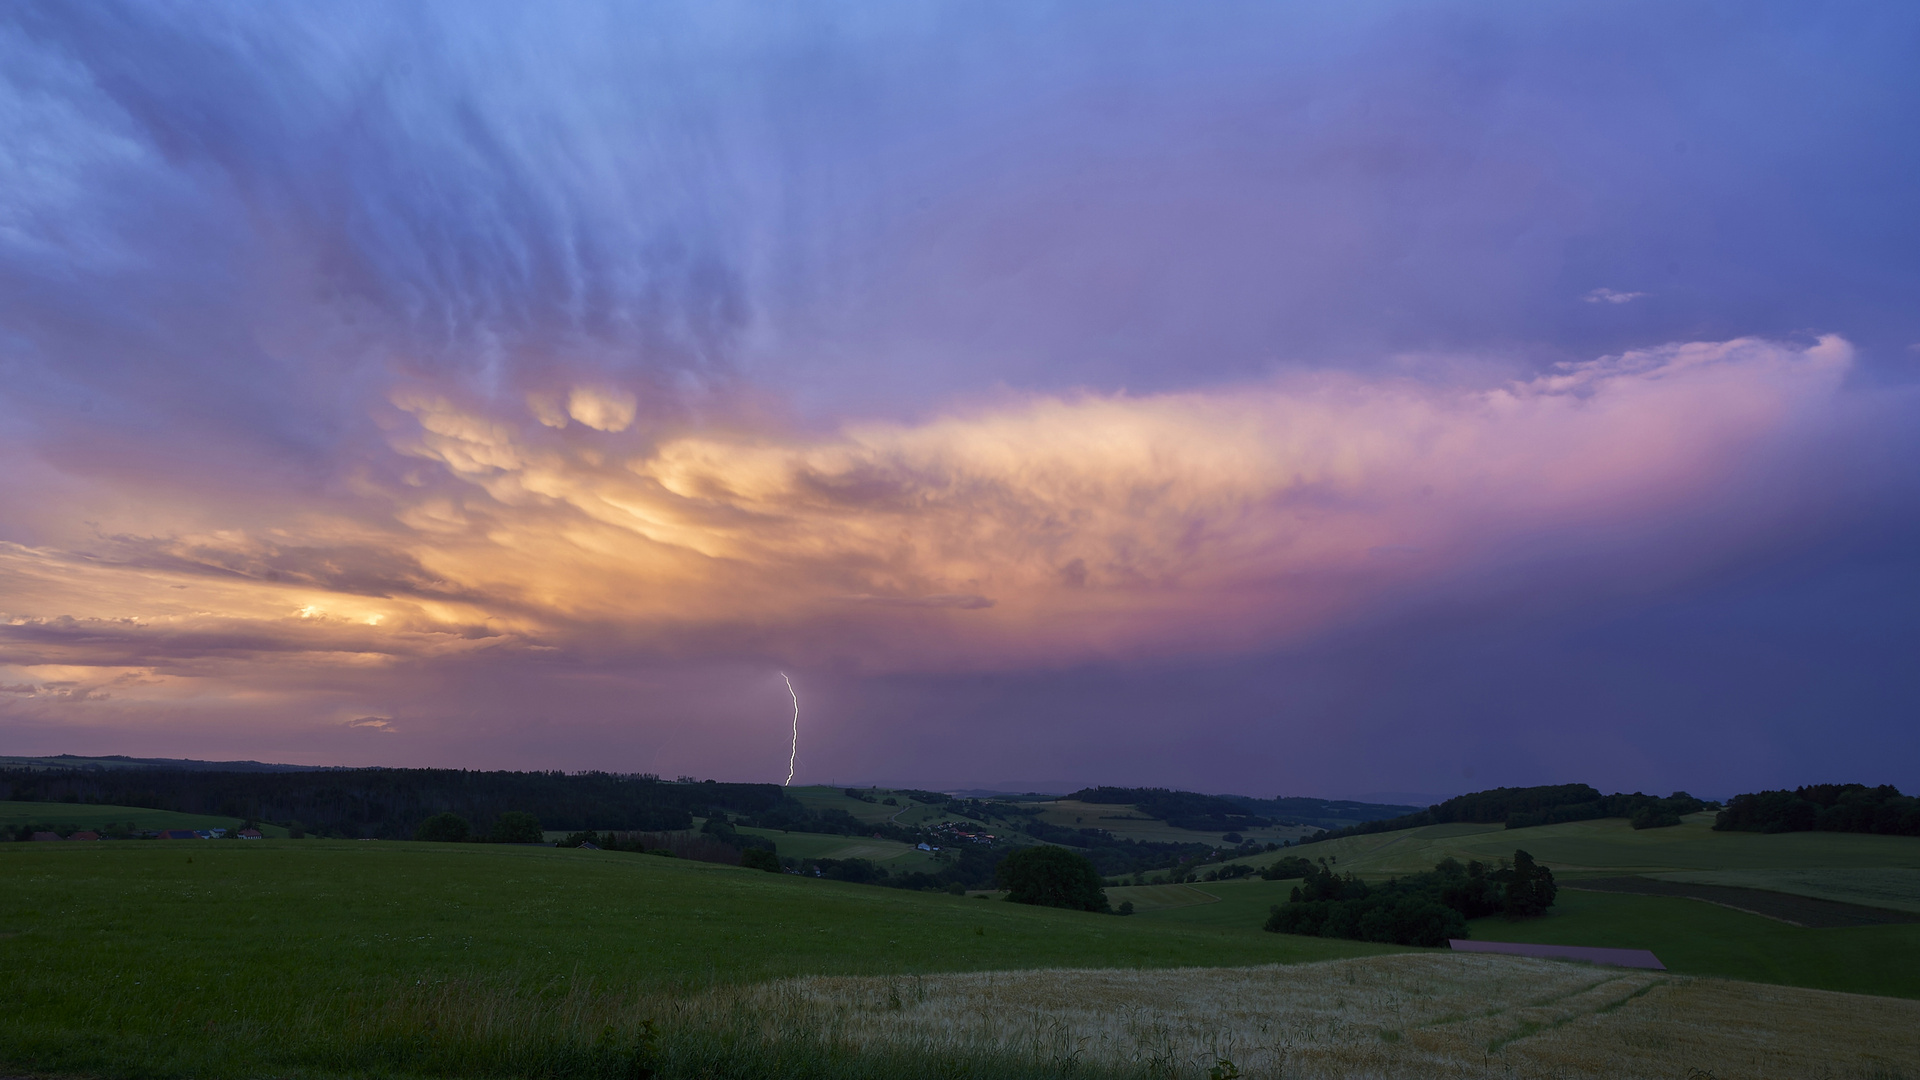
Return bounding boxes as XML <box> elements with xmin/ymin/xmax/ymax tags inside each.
<box><xmin>0</xmin><ymin>335</ymin><xmax>1854</xmax><ymax>696</ymax></box>
<box><xmin>1583</xmin><ymin>288</ymin><xmax>1647</xmax><ymax>304</ymax></box>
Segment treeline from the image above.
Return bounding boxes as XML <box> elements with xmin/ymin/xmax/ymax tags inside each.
<box><xmin>1301</xmin><ymin>784</ymin><xmax>1715</xmax><ymax>843</ymax></box>
<box><xmin>1264</xmin><ymin>852</ymin><xmax>1557</xmax><ymax>947</ymax></box>
<box><xmin>0</xmin><ymin>767</ymin><xmax>786</xmax><ymax>840</ymax></box>
<box><xmin>1714</xmin><ymin>784</ymin><xmax>1920</xmax><ymax>837</ymax></box>
<box><xmin>1069</xmin><ymin>786</ymin><xmax>1273</xmax><ymax>832</ymax></box>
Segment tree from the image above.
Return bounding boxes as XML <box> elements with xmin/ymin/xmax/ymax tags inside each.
<box><xmin>740</xmin><ymin>847</ymin><xmax>780</xmax><ymax>872</ymax></box>
<box><xmin>1502</xmin><ymin>849</ymin><xmax>1557</xmax><ymax>917</ymax></box>
<box><xmin>489</xmin><ymin>811</ymin><xmax>542</xmax><ymax>844</ymax></box>
<box><xmin>415</xmin><ymin>812</ymin><xmax>472</xmax><ymax>843</ymax></box>
<box><xmin>995</xmin><ymin>845</ymin><xmax>1109</xmax><ymax>912</ymax></box>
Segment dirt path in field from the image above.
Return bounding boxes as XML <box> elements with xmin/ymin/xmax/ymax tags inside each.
<box><xmin>1567</xmin><ymin>876</ymin><xmax>1920</xmax><ymax>927</ymax></box>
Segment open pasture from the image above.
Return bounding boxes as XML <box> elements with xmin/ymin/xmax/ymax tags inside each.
<box><xmin>0</xmin><ymin>799</ymin><xmax>289</xmax><ymax>837</ymax></box>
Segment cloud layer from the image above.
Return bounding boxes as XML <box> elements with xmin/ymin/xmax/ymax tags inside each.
<box><xmin>2</xmin><ymin>5</ymin><xmax>1917</xmax><ymax>792</ymax></box>
<box><xmin>0</xmin><ymin>335</ymin><xmax>1855</xmax><ymax>681</ymax></box>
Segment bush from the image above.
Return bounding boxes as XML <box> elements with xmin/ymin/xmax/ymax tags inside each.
<box><xmin>1260</xmin><ymin>856</ymin><xmax>1315</xmax><ymax>880</ymax></box>
<box><xmin>414</xmin><ymin>812</ymin><xmax>472</xmax><ymax>843</ymax></box>
<box><xmin>1263</xmin><ymin>851</ymin><xmax>1555</xmax><ymax>945</ymax></box>
<box><xmin>994</xmin><ymin>846</ymin><xmax>1109</xmax><ymax>912</ymax></box>
<box><xmin>488</xmin><ymin>811</ymin><xmax>542</xmax><ymax>844</ymax></box>
<box><xmin>739</xmin><ymin>847</ymin><xmax>780</xmax><ymax>872</ymax></box>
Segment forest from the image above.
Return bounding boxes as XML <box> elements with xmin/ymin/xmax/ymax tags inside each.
<box><xmin>1714</xmin><ymin>784</ymin><xmax>1920</xmax><ymax>836</ymax></box>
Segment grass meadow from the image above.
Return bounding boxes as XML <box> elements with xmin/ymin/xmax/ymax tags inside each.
<box><xmin>0</xmin><ymin>799</ymin><xmax>289</xmax><ymax>837</ymax></box>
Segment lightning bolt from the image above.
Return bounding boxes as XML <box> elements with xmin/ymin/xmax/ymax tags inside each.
<box><xmin>782</xmin><ymin>672</ymin><xmax>800</xmax><ymax>787</ymax></box>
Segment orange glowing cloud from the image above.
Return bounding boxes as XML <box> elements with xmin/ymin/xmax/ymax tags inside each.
<box><xmin>0</xmin><ymin>335</ymin><xmax>1852</xmax><ymax>687</ymax></box>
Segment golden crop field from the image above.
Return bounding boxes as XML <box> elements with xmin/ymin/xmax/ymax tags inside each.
<box><xmin>718</xmin><ymin>952</ymin><xmax>1920</xmax><ymax>1079</ymax></box>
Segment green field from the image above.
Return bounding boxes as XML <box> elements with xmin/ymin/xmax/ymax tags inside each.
<box><xmin>0</xmin><ymin>800</ymin><xmax>290</xmax><ymax>838</ymax></box>
<box><xmin>735</xmin><ymin>826</ymin><xmax>942</xmax><ymax>871</ymax></box>
<box><xmin>1103</xmin><ymin>882</ymin><xmax>1220</xmax><ymax>912</ymax></box>
<box><xmin>0</xmin><ymin>839</ymin><xmax>1398</xmax><ymax>1079</ymax></box>
<box><xmin>1466</xmin><ymin>888</ymin><xmax>1920</xmax><ymax>998</ymax></box>
<box><xmin>1210</xmin><ymin>813</ymin><xmax>1920</xmax><ymax>880</ymax></box>
<box><xmin>1647</xmin><ymin>867</ymin><xmax>1920</xmax><ymax>913</ymax></box>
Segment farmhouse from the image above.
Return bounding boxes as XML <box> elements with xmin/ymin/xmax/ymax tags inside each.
<box><xmin>158</xmin><ymin>829</ymin><xmax>201</xmax><ymax>840</ymax></box>
<box><xmin>67</xmin><ymin>831</ymin><xmax>100</xmax><ymax>841</ymax></box>
<box><xmin>238</xmin><ymin>828</ymin><xmax>263</xmax><ymax>840</ymax></box>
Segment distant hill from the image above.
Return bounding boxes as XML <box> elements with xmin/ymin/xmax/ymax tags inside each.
<box><xmin>0</xmin><ymin>766</ymin><xmax>786</xmax><ymax>838</ymax></box>
<box><xmin>1218</xmin><ymin>795</ymin><xmax>1423</xmax><ymax>832</ymax></box>
<box><xmin>0</xmin><ymin>754</ymin><xmax>329</xmax><ymax>773</ymax></box>
<box><xmin>1301</xmin><ymin>784</ymin><xmax>1716</xmax><ymax>843</ymax></box>
<box><xmin>1066</xmin><ymin>787</ymin><xmax>1421</xmax><ymax>833</ymax></box>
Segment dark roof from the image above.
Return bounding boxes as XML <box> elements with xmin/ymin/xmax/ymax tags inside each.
<box><xmin>158</xmin><ymin>829</ymin><xmax>202</xmax><ymax>840</ymax></box>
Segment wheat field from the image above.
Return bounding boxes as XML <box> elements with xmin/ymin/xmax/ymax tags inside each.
<box><xmin>712</xmin><ymin>953</ymin><xmax>1920</xmax><ymax>1079</ymax></box>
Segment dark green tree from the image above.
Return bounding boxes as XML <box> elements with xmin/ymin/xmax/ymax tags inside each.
<box><xmin>739</xmin><ymin>847</ymin><xmax>780</xmax><ymax>872</ymax></box>
<box><xmin>995</xmin><ymin>845</ymin><xmax>1110</xmax><ymax>912</ymax></box>
<box><xmin>414</xmin><ymin>812</ymin><xmax>472</xmax><ymax>843</ymax></box>
<box><xmin>488</xmin><ymin>811</ymin><xmax>542</xmax><ymax>844</ymax></box>
<box><xmin>1501</xmin><ymin>849</ymin><xmax>1557</xmax><ymax>917</ymax></box>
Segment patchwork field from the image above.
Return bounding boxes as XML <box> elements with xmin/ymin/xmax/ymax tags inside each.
<box><xmin>0</xmin><ymin>799</ymin><xmax>290</xmax><ymax>837</ymax></box>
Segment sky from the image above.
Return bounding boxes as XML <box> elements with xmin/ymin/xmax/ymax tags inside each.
<box><xmin>2</xmin><ymin>2</ymin><xmax>1917</xmax><ymax>799</ymax></box>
